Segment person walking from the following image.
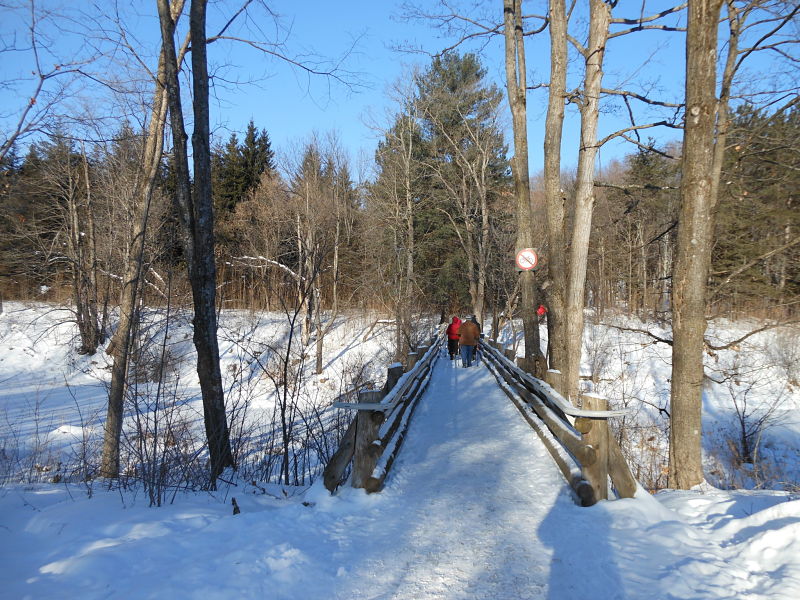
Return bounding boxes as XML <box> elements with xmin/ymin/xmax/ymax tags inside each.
<box><xmin>445</xmin><ymin>315</ymin><xmax>462</xmax><ymax>360</ymax></box>
<box><xmin>458</xmin><ymin>316</ymin><xmax>480</xmax><ymax>368</ymax></box>
<box><xmin>469</xmin><ymin>315</ymin><xmax>483</xmax><ymax>364</ymax></box>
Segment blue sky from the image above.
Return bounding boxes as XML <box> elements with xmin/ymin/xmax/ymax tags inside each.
<box><xmin>208</xmin><ymin>0</ymin><xmax>687</xmax><ymax>175</ymax></box>
<box><xmin>5</xmin><ymin>1</ymin><xmax>790</xmax><ymax>178</ymax></box>
<box><xmin>1</xmin><ymin>0</ymin><xmax>691</xmax><ymax>176</ymax></box>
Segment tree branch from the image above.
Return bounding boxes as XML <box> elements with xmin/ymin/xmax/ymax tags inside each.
<box><xmin>600</xmin><ymin>87</ymin><xmax>683</xmax><ymax>109</ymax></box>
<box><xmin>705</xmin><ymin>320</ymin><xmax>800</xmax><ymax>352</ymax></box>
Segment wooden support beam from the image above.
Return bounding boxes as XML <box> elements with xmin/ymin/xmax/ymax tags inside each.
<box><xmin>322</xmin><ymin>418</ymin><xmax>357</xmax><ymax>492</ymax></box>
<box><xmin>384</xmin><ymin>363</ymin><xmax>404</xmax><ymax>394</ymax></box>
<box><xmin>351</xmin><ymin>390</ymin><xmax>385</xmax><ymax>489</ymax></box>
<box><xmin>580</xmin><ymin>394</ymin><xmax>609</xmax><ymax>503</ymax></box>
<box><xmin>607</xmin><ymin>433</ymin><xmax>638</xmax><ymax>498</ymax></box>
<box><xmin>545</xmin><ymin>369</ymin><xmax>563</xmax><ymax>398</ymax></box>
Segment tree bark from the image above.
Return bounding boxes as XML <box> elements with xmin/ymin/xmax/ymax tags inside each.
<box><xmin>669</xmin><ymin>0</ymin><xmax>724</xmax><ymax>490</ymax></box>
<box><xmin>542</xmin><ymin>0</ymin><xmax>568</xmax><ymax>387</ymax></box>
<box><xmin>562</xmin><ymin>0</ymin><xmax>611</xmax><ymax>402</ymax></box>
<box><xmin>157</xmin><ymin>0</ymin><xmax>234</xmax><ymax>484</ymax></box>
<box><xmin>503</xmin><ymin>0</ymin><xmax>541</xmax><ymax>363</ymax></box>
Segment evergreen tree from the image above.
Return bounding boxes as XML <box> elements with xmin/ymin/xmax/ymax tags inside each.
<box><xmin>415</xmin><ymin>52</ymin><xmax>510</xmax><ymax>322</ymax></box>
<box><xmin>212</xmin><ymin>120</ymin><xmax>274</xmax><ymax>215</ymax></box>
<box><xmin>713</xmin><ymin>105</ymin><xmax>800</xmax><ymax>313</ymax></box>
<box><xmin>369</xmin><ymin>53</ymin><xmax>511</xmax><ymax>323</ymax></box>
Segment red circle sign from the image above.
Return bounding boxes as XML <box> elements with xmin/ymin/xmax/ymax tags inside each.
<box><xmin>515</xmin><ymin>248</ymin><xmax>538</xmax><ymax>270</ymax></box>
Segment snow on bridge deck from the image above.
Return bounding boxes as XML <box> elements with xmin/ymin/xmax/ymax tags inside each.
<box><xmin>325</xmin><ymin>356</ymin><xmax>610</xmax><ymax>599</ymax></box>
<box><xmin>3</xmin><ymin>356</ymin><xmax>799</xmax><ymax>599</ymax></box>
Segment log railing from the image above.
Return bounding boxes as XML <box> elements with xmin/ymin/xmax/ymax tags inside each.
<box><xmin>481</xmin><ymin>340</ymin><xmax>638</xmax><ymax>506</ymax></box>
<box><xmin>322</xmin><ymin>331</ymin><xmax>444</xmax><ymax>493</ymax></box>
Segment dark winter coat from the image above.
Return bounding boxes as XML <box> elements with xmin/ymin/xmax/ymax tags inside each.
<box><xmin>458</xmin><ymin>320</ymin><xmax>480</xmax><ymax>346</ymax></box>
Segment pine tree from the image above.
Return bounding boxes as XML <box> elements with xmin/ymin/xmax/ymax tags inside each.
<box><xmin>212</xmin><ymin>120</ymin><xmax>275</xmax><ymax>215</ymax></box>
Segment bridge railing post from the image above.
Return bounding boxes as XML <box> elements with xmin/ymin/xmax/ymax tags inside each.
<box><xmin>384</xmin><ymin>363</ymin><xmax>404</xmax><ymax>394</ymax></box>
<box><xmin>544</xmin><ymin>369</ymin><xmax>563</xmax><ymax>398</ymax></box>
<box><xmin>575</xmin><ymin>393</ymin><xmax>609</xmax><ymax>503</ymax></box>
<box><xmin>351</xmin><ymin>389</ymin><xmax>385</xmax><ymax>489</ymax></box>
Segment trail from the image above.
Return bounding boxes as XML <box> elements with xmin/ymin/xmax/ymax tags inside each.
<box><xmin>5</xmin><ymin>350</ymin><xmax>799</xmax><ymax>599</ymax></box>
<box><xmin>323</xmin><ymin>356</ymin><xmax>623</xmax><ymax>600</ymax></box>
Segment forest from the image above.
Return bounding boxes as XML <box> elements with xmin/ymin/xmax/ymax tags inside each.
<box><xmin>1</xmin><ymin>0</ymin><xmax>798</xmax><ymax>495</ymax></box>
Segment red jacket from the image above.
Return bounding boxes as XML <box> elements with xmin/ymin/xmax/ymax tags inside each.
<box><xmin>446</xmin><ymin>317</ymin><xmax>462</xmax><ymax>340</ymax></box>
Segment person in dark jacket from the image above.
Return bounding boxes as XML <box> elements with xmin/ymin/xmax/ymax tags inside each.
<box><xmin>445</xmin><ymin>316</ymin><xmax>462</xmax><ymax>360</ymax></box>
<box><xmin>458</xmin><ymin>317</ymin><xmax>480</xmax><ymax>367</ymax></box>
<box><xmin>470</xmin><ymin>315</ymin><xmax>483</xmax><ymax>364</ymax></box>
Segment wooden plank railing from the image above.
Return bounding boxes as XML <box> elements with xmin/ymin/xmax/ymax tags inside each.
<box><xmin>481</xmin><ymin>339</ymin><xmax>638</xmax><ymax>506</ymax></box>
<box><xmin>322</xmin><ymin>331</ymin><xmax>444</xmax><ymax>493</ymax></box>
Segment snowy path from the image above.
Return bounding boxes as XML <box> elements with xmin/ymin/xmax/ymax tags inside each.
<box><xmin>329</xmin><ymin>357</ymin><xmax>582</xmax><ymax>599</ymax></box>
<box><xmin>4</xmin><ymin>354</ymin><xmax>800</xmax><ymax>599</ymax></box>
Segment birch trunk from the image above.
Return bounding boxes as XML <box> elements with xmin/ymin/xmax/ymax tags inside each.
<box><xmin>562</xmin><ymin>0</ymin><xmax>610</xmax><ymax>402</ymax></box>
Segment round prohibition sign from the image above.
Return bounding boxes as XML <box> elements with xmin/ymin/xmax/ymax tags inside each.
<box><xmin>515</xmin><ymin>248</ymin><xmax>539</xmax><ymax>271</ymax></box>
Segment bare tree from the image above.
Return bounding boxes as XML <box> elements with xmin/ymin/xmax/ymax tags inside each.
<box><xmin>0</xmin><ymin>1</ymin><xmax>98</xmax><ymax>162</ymax></box>
<box><xmin>669</xmin><ymin>0</ymin><xmax>799</xmax><ymax>488</ymax></box>
<box><xmin>100</xmin><ymin>3</ymin><xmax>181</xmax><ymax>479</ymax></box>
<box><xmin>542</xmin><ymin>0</ymin><xmax>569</xmax><ymax>385</ymax></box>
<box><xmin>370</xmin><ymin>83</ymin><xmax>424</xmax><ymax>360</ymax></box>
<box><xmin>502</xmin><ymin>0</ymin><xmax>545</xmax><ymax>370</ymax></box>
<box><xmin>157</xmin><ymin>0</ymin><xmax>234</xmax><ymax>483</ymax></box>
<box><xmin>669</xmin><ymin>0</ymin><xmax>725</xmax><ymax>489</ymax></box>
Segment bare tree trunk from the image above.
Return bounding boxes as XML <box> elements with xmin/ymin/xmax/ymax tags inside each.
<box><xmin>503</xmin><ymin>0</ymin><xmax>541</xmax><ymax>364</ymax></box>
<box><xmin>80</xmin><ymin>144</ymin><xmax>102</xmax><ymax>351</ymax></box>
<box><xmin>188</xmin><ymin>0</ymin><xmax>234</xmax><ymax>481</ymax></box>
<box><xmin>562</xmin><ymin>0</ymin><xmax>611</xmax><ymax>402</ymax></box>
<box><xmin>157</xmin><ymin>0</ymin><xmax>234</xmax><ymax>483</ymax></box>
<box><xmin>100</xmin><ymin>46</ymin><xmax>172</xmax><ymax>478</ymax></box>
<box><xmin>314</xmin><ymin>285</ymin><xmax>324</xmax><ymax>373</ymax></box>
<box><xmin>669</xmin><ymin>0</ymin><xmax>724</xmax><ymax>490</ymax></box>
<box><xmin>542</xmin><ymin>0</ymin><xmax>568</xmax><ymax>382</ymax></box>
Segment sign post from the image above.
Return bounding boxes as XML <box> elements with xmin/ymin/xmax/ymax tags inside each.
<box><xmin>515</xmin><ymin>248</ymin><xmax>539</xmax><ymax>272</ymax></box>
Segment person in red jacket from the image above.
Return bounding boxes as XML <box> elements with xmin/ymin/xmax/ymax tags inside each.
<box><xmin>445</xmin><ymin>315</ymin><xmax>462</xmax><ymax>360</ymax></box>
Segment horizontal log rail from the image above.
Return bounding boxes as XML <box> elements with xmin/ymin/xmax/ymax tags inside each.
<box><xmin>323</xmin><ymin>330</ymin><xmax>444</xmax><ymax>493</ymax></box>
<box><xmin>481</xmin><ymin>340</ymin><xmax>638</xmax><ymax>506</ymax></box>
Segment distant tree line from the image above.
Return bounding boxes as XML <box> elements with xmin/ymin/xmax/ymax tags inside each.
<box><xmin>3</xmin><ymin>70</ymin><xmax>796</xmax><ymax>342</ymax></box>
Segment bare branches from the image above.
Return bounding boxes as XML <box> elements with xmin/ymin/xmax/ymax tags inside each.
<box><xmin>600</xmin><ymin>87</ymin><xmax>683</xmax><ymax>109</ymax></box>
<box><xmin>0</xmin><ymin>2</ymin><xmax>99</xmax><ymax>161</ymax></box>
<box><xmin>597</xmin><ymin>120</ymin><xmax>682</xmax><ymax>149</ymax></box>
<box><xmin>734</xmin><ymin>3</ymin><xmax>800</xmax><ymax>74</ymax></box>
<box><xmin>208</xmin><ymin>34</ymin><xmax>363</xmax><ymax>89</ymax></box>
<box><xmin>608</xmin><ymin>3</ymin><xmax>687</xmax><ymax>38</ymax></box>
<box><xmin>398</xmin><ymin>0</ymin><xmax>546</xmax><ymax>56</ymax></box>
<box><xmin>606</xmin><ymin>324</ymin><xmax>673</xmax><ymax>346</ymax></box>
<box><xmin>594</xmin><ymin>181</ymin><xmax>678</xmax><ymax>193</ymax></box>
<box><xmin>705</xmin><ymin>320</ymin><xmax>800</xmax><ymax>352</ymax></box>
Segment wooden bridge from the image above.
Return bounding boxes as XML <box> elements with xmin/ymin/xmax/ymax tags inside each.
<box><xmin>323</xmin><ymin>329</ymin><xmax>638</xmax><ymax>506</ymax></box>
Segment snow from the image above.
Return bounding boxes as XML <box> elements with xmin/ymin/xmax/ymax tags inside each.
<box><xmin>1</xmin><ymin>303</ymin><xmax>799</xmax><ymax>599</ymax></box>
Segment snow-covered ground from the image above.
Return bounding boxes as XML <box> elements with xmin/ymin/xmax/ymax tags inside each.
<box><xmin>1</xmin><ymin>303</ymin><xmax>799</xmax><ymax>599</ymax></box>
